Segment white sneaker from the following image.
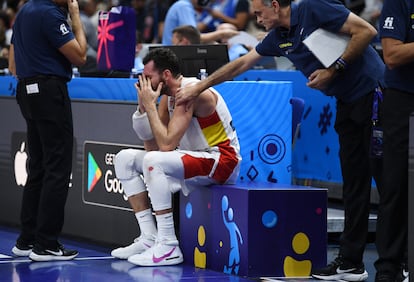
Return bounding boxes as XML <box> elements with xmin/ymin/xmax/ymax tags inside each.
<box><xmin>12</xmin><ymin>245</ymin><xmax>32</xmax><ymax>257</ymax></box>
<box><xmin>127</xmin><ymin>239</ymin><xmax>183</xmax><ymax>266</ymax></box>
<box><xmin>111</xmin><ymin>235</ymin><xmax>155</xmax><ymax>259</ymax></box>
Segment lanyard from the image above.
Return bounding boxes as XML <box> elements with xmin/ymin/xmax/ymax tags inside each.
<box><xmin>372</xmin><ymin>87</ymin><xmax>383</xmax><ymax>123</ymax></box>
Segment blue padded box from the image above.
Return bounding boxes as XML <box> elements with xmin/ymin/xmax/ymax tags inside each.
<box><xmin>180</xmin><ymin>182</ymin><xmax>327</xmax><ymax>278</ymax></box>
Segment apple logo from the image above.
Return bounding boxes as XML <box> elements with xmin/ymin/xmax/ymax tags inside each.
<box><xmin>14</xmin><ymin>141</ymin><xmax>28</xmax><ymax>187</ymax></box>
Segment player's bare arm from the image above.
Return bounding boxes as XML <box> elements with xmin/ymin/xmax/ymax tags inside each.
<box><xmin>139</xmin><ymin>74</ymin><xmax>194</xmax><ymax>151</ymax></box>
<box><xmin>175</xmin><ymin>49</ymin><xmax>261</xmax><ymax>107</ymax></box>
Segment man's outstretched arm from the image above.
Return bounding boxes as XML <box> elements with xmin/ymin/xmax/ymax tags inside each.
<box><xmin>175</xmin><ymin>49</ymin><xmax>262</xmax><ymax>106</ymax></box>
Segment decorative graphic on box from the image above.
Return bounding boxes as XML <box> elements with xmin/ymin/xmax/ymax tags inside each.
<box><xmin>214</xmin><ymin>82</ymin><xmax>292</xmax><ymax>184</ymax></box>
<box><xmin>262</xmin><ymin>210</ymin><xmax>278</xmax><ymax>228</ymax></box>
<box><xmin>184</xmin><ymin>195</ymin><xmax>244</xmax><ymax>275</ymax></box>
<box><xmin>181</xmin><ymin>188</ymin><xmax>326</xmax><ymax>277</ymax></box>
<box><xmin>283</xmin><ymin>232</ymin><xmax>312</xmax><ymax>277</ymax></box>
<box><xmin>194</xmin><ymin>225</ymin><xmax>207</xmax><ymax>269</ymax></box>
<box><xmin>221</xmin><ymin>196</ymin><xmax>243</xmax><ymax>275</ymax></box>
<box><xmin>82</xmin><ymin>141</ymin><xmax>143</xmax><ymax>211</ymax></box>
<box><xmin>257</xmin><ymin>134</ymin><xmax>286</xmax><ymax>165</ymax></box>
<box><xmin>244</xmin><ymin>134</ymin><xmax>287</xmax><ymax>183</ymax></box>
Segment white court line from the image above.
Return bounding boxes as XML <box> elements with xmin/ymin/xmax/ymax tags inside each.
<box><xmin>0</xmin><ymin>256</ymin><xmax>115</xmax><ymax>264</ymax></box>
<box><xmin>0</xmin><ymin>259</ymin><xmax>31</xmax><ymax>263</ymax></box>
<box><xmin>74</xmin><ymin>256</ymin><xmax>114</xmax><ymax>261</ymax></box>
<box><xmin>260</xmin><ymin>277</ymin><xmax>313</xmax><ymax>281</ymax></box>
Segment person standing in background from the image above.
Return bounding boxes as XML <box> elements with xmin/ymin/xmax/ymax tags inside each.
<box><xmin>8</xmin><ymin>0</ymin><xmax>87</xmax><ymax>261</ymax></box>
<box><xmin>130</xmin><ymin>0</ymin><xmax>176</xmax><ymax>44</ymax></box>
<box><xmin>162</xmin><ymin>0</ymin><xmax>238</xmax><ymax>45</ymax></box>
<box><xmin>172</xmin><ymin>24</ymin><xmax>201</xmax><ymax>45</ymax></box>
<box><xmin>162</xmin><ymin>0</ymin><xmax>203</xmax><ymax>45</ymax></box>
<box><xmin>198</xmin><ymin>0</ymin><xmax>250</xmax><ymax>32</ymax></box>
<box><xmin>0</xmin><ymin>10</ymin><xmax>11</xmax><ymax>47</ymax></box>
<box><xmin>79</xmin><ymin>0</ymin><xmax>98</xmax><ymax>73</ymax></box>
<box><xmin>375</xmin><ymin>0</ymin><xmax>414</xmax><ymax>281</ymax></box>
<box><xmin>78</xmin><ymin>0</ymin><xmax>98</xmax><ymax>28</ymax></box>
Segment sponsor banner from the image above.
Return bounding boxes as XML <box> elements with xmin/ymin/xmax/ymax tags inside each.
<box><xmin>11</xmin><ymin>132</ymin><xmax>76</xmax><ymax>189</ymax></box>
<box><xmin>83</xmin><ymin>141</ymin><xmax>144</xmax><ymax>211</ymax></box>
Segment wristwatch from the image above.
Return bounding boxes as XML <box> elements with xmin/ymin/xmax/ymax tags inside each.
<box><xmin>334</xmin><ymin>58</ymin><xmax>347</xmax><ymax>73</ymax></box>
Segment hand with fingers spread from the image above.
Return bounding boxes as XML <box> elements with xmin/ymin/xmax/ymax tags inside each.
<box><xmin>136</xmin><ymin>74</ymin><xmax>163</xmax><ymax>113</ymax></box>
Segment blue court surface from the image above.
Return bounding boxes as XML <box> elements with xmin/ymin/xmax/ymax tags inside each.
<box><xmin>0</xmin><ymin>225</ymin><xmax>379</xmax><ymax>282</ymax></box>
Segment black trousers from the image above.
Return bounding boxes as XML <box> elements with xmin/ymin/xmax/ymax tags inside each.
<box><xmin>16</xmin><ymin>76</ymin><xmax>73</xmax><ymax>250</ymax></box>
<box><xmin>335</xmin><ymin>91</ymin><xmax>383</xmax><ymax>264</ymax></box>
<box><xmin>375</xmin><ymin>88</ymin><xmax>413</xmax><ymax>274</ymax></box>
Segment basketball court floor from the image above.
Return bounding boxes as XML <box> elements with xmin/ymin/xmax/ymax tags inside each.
<box><xmin>0</xmin><ymin>224</ymin><xmax>379</xmax><ymax>282</ymax></box>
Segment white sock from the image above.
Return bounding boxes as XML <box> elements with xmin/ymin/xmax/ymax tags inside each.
<box><xmin>135</xmin><ymin>209</ymin><xmax>157</xmax><ymax>238</ymax></box>
<box><xmin>155</xmin><ymin>212</ymin><xmax>177</xmax><ymax>241</ymax></box>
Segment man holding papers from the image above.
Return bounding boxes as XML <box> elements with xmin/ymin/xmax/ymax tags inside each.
<box><xmin>175</xmin><ymin>0</ymin><xmax>385</xmax><ymax>281</ymax></box>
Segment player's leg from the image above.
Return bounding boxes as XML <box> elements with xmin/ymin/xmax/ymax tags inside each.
<box><xmin>111</xmin><ymin>149</ymin><xmax>156</xmax><ymax>259</ymax></box>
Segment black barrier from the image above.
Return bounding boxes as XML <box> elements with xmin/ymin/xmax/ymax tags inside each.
<box><xmin>0</xmin><ymin>97</ymin><xmax>146</xmax><ymax>246</ymax></box>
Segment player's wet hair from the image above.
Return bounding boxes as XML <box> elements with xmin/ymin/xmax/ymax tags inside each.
<box><xmin>143</xmin><ymin>48</ymin><xmax>181</xmax><ymax>77</ymax></box>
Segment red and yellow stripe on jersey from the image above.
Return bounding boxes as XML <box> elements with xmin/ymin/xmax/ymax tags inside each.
<box><xmin>181</xmin><ymin>109</ymin><xmax>240</xmax><ymax>183</ymax></box>
<box><xmin>197</xmin><ymin>111</ymin><xmax>228</xmax><ymax>147</ymax></box>
<box><xmin>173</xmin><ymin>78</ymin><xmax>241</xmax><ymax>184</ymax></box>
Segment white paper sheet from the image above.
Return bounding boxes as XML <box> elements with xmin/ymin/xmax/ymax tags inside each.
<box><xmin>303</xmin><ymin>28</ymin><xmax>350</xmax><ymax>68</ymax></box>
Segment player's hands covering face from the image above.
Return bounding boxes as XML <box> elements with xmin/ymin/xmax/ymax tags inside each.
<box><xmin>135</xmin><ymin>74</ymin><xmax>163</xmax><ymax>112</ymax></box>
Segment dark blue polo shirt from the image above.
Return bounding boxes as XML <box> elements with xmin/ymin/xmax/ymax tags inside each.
<box><xmin>11</xmin><ymin>0</ymin><xmax>75</xmax><ymax>80</ymax></box>
<box><xmin>256</xmin><ymin>0</ymin><xmax>385</xmax><ymax>102</ymax></box>
<box><xmin>379</xmin><ymin>0</ymin><xmax>414</xmax><ymax>94</ymax></box>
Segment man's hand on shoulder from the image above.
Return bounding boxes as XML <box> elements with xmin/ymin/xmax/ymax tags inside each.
<box><xmin>176</xmin><ymin>82</ymin><xmax>203</xmax><ymax>110</ymax></box>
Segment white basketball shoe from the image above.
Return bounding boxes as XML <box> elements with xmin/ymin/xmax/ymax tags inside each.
<box><xmin>111</xmin><ymin>234</ymin><xmax>156</xmax><ymax>259</ymax></box>
<box><xmin>127</xmin><ymin>238</ymin><xmax>183</xmax><ymax>266</ymax></box>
